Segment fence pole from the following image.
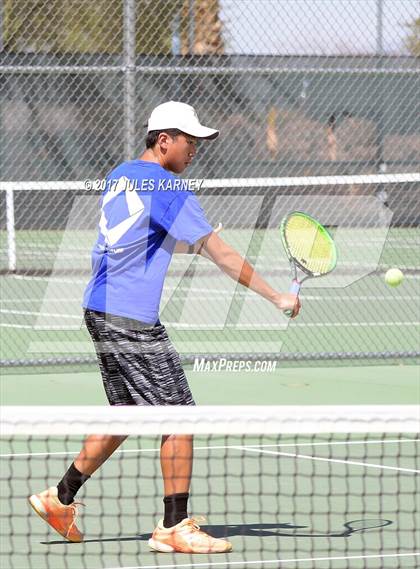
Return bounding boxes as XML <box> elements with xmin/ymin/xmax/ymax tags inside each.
<box><xmin>376</xmin><ymin>0</ymin><xmax>384</xmax><ymax>55</ymax></box>
<box><xmin>188</xmin><ymin>0</ymin><xmax>195</xmax><ymax>53</ymax></box>
<box><xmin>123</xmin><ymin>0</ymin><xmax>136</xmax><ymax>160</ymax></box>
<box><xmin>376</xmin><ymin>0</ymin><xmax>385</xmax><ymax>172</ymax></box>
<box><xmin>6</xmin><ymin>188</ymin><xmax>16</xmax><ymax>272</ymax></box>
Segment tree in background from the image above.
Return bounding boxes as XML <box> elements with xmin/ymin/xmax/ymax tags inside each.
<box><xmin>406</xmin><ymin>17</ymin><xmax>420</xmax><ymax>57</ymax></box>
<box><xmin>2</xmin><ymin>0</ymin><xmax>183</xmax><ymax>55</ymax></box>
<box><xmin>180</xmin><ymin>0</ymin><xmax>224</xmax><ymax>55</ymax></box>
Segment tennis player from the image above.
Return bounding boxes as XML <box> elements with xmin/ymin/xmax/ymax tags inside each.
<box><xmin>28</xmin><ymin>101</ymin><xmax>300</xmax><ymax>554</ymax></box>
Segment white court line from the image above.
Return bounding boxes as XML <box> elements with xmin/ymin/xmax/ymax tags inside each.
<box><xmin>2</xmin><ymin>294</ymin><xmax>420</xmax><ymax>303</ymax></box>
<box><xmin>2</xmin><ymin>309</ymin><xmax>419</xmax><ymax>329</ymax></box>
<box><xmin>14</xmin><ymin>252</ymin><xmax>88</xmax><ymax>258</ymax></box>
<box><xmin>5</xmin><ymin>274</ymin><xmax>87</xmax><ymax>284</ymax></box>
<box><xmin>1</xmin><ymin>298</ymin><xmax>82</xmax><ymax>303</ymax></box>
<box><xmin>18</xmin><ymin>244</ymin><xmax>88</xmax><ymax>251</ymax></box>
<box><xmin>236</xmin><ymin>447</ymin><xmax>420</xmax><ymax>474</ymax></box>
<box><xmin>105</xmin><ymin>552</ymin><xmax>420</xmax><ymax>569</ymax></box>
<box><xmin>4</xmin><ymin>272</ymin><xmax>420</xmax><ymax>286</ymax></box>
<box><xmin>0</xmin><ymin>309</ymin><xmax>81</xmax><ymax>319</ymax></box>
<box><xmin>235</xmin><ymin>321</ymin><xmax>420</xmax><ymax>328</ymax></box>
<box><xmin>2</xmin><ymin>438</ymin><xmax>418</xmax><ymax>459</ymax></box>
<box><xmin>0</xmin><ymin>323</ymin><xmax>33</xmax><ymax>329</ymax></box>
<box><xmin>163</xmin><ymin>289</ymin><xmax>420</xmax><ymax>301</ymax></box>
<box><xmin>166</xmin><ymin>321</ymin><xmax>420</xmax><ymax>329</ymax></box>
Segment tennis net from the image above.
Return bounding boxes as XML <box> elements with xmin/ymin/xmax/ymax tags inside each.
<box><xmin>1</xmin><ymin>405</ymin><xmax>419</xmax><ymax>569</ymax></box>
<box><xmin>1</xmin><ymin>173</ymin><xmax>419</xmax><ymax>367</ymax></box>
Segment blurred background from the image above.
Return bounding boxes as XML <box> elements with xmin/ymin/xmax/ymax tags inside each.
<box><xmin>0</xmin><ymin>0</ymin><xmax>419</xmax><ymax>367</ymax></box>
<box><xmin>0</xmin><ymin>0</ymin><xmax>419</xmax><ymax>180</ymax></box>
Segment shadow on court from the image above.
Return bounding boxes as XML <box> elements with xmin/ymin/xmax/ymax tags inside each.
<box><xmin>41</xmin><ymin>518</ymin><xmax>392</xmax><ymax>545</ymax></box>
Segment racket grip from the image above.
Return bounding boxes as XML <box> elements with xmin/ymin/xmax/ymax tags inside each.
<box><xmin>284</xmin><ymin>281</ymin><xmax>301</xmax><ymax>317</ymax></box>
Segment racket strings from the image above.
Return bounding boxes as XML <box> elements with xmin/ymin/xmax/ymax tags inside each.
<box><xmin>285</xmin><ymin>215</ymin><xmax>335</xmax><ymax>275</ymax></box>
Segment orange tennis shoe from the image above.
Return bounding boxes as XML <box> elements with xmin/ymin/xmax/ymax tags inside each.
<box><xmin>28</xmin><ymin>486</ymin><xmax>84</xmax><ymax>542</ymax></box>
<box><xmin>148</xmin><ymin>517</ymin><xmax>232</xmax><ymax>554</ymax></box>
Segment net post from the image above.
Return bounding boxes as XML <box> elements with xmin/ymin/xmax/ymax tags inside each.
<box><xmin>123</xmin><ymin>0</ymin><xmax>136</xmax><ymax>160</ymax></box>
<box><xmin>6</xmin><ymin>186</ymin><xmax>16</xmax><ymax>272</ymax></box>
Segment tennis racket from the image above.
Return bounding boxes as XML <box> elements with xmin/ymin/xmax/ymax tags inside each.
<box><xmin>280</xmin><ymin>211</ymin><xmax>337</xmax><ymax>316</ymax></box>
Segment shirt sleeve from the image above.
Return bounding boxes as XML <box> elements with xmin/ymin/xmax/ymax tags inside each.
<box><xmin>161</xmin><ymin>192</ymin><xmax>213</xmax><ymax>245</ymax></box>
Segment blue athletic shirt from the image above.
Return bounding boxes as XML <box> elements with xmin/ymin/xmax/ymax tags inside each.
<box><xmin>83</xmin><ymin>160</ymin><xmax>213</xmax><ymax>323</ymax></box>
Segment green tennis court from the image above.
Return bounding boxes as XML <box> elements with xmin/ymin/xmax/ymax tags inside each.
<box><xmin>1</xmin><ymin>411</ymin><xmax>419</xmax><ymax>569</ymax></box>
<box><xmin>1</xmin><ymin>187</ymin><xmax>419</xmax><ymax>569</ymax></box>
<box><xmin>1</xmin><ymin>223</ymin><xmax>419</xmax><ymax>364</ymax></box>
<box><xmin>1</xmin><ymin>363</ymin><xmax>419</xmax><ymax>406</ymax></box>
<box><xmin>1</xmin><ymin>359</ymin><xmax>419</xmax><ymax>569</ymax></box>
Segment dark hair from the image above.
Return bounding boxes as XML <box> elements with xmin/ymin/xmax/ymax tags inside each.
<box><xmin>145</xmin><ymin>128</ymin><xmax>183</xmax><ymax>149</ymax></box>
<box><xmin>327</xmin><ymin>114</ymin><xmax>336</xmax><ymax>129</ymax></box>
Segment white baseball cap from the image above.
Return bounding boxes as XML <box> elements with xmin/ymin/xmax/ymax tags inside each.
<box><xmin>147</xmin><ymin>101</ymin><xmax>219</xmax><ymax>140</ymax></box>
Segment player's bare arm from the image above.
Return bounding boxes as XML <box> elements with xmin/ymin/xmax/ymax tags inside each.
<box><xmin>193</xmin><ymin>231</ymin><xmax>300</xmax><ymax>318</ymax></box>
<box><xmin>173</xmin><ymin>223</ymin><xmax>222</xmax><ymax>256</ymax></box>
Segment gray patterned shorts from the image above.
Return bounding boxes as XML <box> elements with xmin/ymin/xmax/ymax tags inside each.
<box><xmin>84</xmin><ymin>309</ymin><xmax>195</xmax><ymax>406</ymax></box>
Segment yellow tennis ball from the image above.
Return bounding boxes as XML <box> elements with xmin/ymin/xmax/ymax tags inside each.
<box><xmin>385</xmin><ymin>268</ymin><xmax>404</xmax><ymax>287</ymax></box>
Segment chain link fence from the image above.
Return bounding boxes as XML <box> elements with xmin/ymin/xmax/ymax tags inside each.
<box><xmin>1</xmin><ymin>0</ymin><xmax>419</xmax><ymax>180</ymax></box>
<box><xmin>1</xmin><ymin>0</ymin><xmax>419</xmax><ymax>367</ymax></box>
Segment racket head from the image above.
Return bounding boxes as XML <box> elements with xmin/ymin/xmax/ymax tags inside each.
<box><xmin>342</xmin><ymin>519</ymin><xmax>392</xmax><ymax>535</ymax></box>
<box><xmin>280</xmin><ymin>211</ymin><xmax>337</xmax><ymax>277</ymax></box>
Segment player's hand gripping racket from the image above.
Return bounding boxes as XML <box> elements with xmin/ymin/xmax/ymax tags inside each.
<box><xmin>280</xmin><ymin>211</ymin><xmax>337</xmax><ymax>316</ymax></box>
